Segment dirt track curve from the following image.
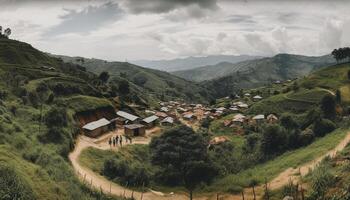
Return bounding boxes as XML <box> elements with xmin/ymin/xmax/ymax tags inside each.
<box><xmin>69</xmin><ymin>129</ymin><xmax>350</xmax><ymax>200</ymax></box>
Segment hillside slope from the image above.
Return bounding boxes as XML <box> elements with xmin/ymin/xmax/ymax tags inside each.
<box><xmin>132</xmin><ymin>55</ymin><xmax>261</xmax><ymax>72</ymax></box>
<box><xmin>0</xmin><ymin>38</ymin><xmax>119</xmax><ymax>200</ymax></box>
<box><xmin>55</xmin><ymin>55</ymin><xmax>212</xmax><ymax>105</ymax></box>
<box><xmin>199</xmin><ymin>54</ymin><xmax>335</xmax><ymax>98</ymax></box>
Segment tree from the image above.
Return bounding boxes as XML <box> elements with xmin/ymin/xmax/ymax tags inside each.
<box><xmin>260</xmin><ymin>124</ymin><xmax>288</xmax><ymax>156</ymax></box>
<box><xmin>280</xmin><ymin>114</ymin><xmax>299</xmax><ymax>130</ymax></box>
<box><xmin>313</xmin><ymin>118</ymin><xmax>336</xmax><ymax>137</ymax></box>
<box><xmin>348</xmin><ymin>70</ymin><xmax>350</xmax><ymax>80</ymax></box>
<box><xmin>45</xmin><ymin>107</ymin><xmax>68</xmax><ymax>127</ymax></box>
<box><xmin>150</xmin><ymin>126</ymin><xmax>217</xmax><ymax>199</ymax></box>
<box><xmin>98</xmin><ymin>71</ymin><xmax>110</xmax><ymax>83</ymax></box>
<box><xmin>118</xmin><ymin>80</ymin><xmax>130</xmax><ymax>95</ymax></box>
<box><xmin>320</xmin><ymin>95</ymin><xmax>336</xmax><ymax>119</ymax></box>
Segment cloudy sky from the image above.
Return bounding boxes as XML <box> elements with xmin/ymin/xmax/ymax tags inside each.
<box><xmin>1</xmin><ymin>0</ymin><xmax>349</xmax><ymax>61</ymax></box>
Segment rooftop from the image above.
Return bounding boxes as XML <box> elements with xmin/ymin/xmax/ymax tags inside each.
<box><xmin>143</xmin><ymin>115</ymin><xmax>159</xmax><ymax>123</ymax></box>
<box><xmin>124</xmin><ymin>124</ymin><xmax>145</xmax><ymax>129</ymax></box>
<box><xmin>83</xmin><ymin>118</ymin><xmax>110</xmax><ymax>131</ymax></box>
<box><xmin>116</xmin><ymin>111</ymin><xmax>139</xmax><ymax>121</ymax></box>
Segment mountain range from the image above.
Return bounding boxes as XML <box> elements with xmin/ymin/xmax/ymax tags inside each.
<box><xmin>132</xmin><ymin>55</ymin><xmax>261</xmax><ymax>72</ymax></box>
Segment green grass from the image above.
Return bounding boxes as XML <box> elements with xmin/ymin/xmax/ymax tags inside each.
<box><xmin>209</xmin><ymin>113</ymin><xmax>245</xmax><ymax>147</ymax></box>
<box><xmin>208</xmin><ymin>128</ymin><xmax>349</xmax><ymax>193</ymax></box>
<box><xmin>58</xmin><ymin>95</ymin><xmax>113</xmax><ymax>113</ymax></box>
<box><xmin>285</xmin><ymin>88</ymin><xmax>329</xmax><ymax>103</ymax></box>
<box><xmin>340</xmin><ymin>85</ymin><xmax>350</xmax><ymax>103</ymax></box>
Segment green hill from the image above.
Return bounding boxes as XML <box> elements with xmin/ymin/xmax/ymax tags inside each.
<box><xmin>0</xmin><ymin>38</ymin><xmax>120</xmax><ymax>200</ymax></box>
<box><xmin>247</xmin><ymin>62</ymin><xmax>350</xmax><ymax>114</ymax></box>
<box><xmin>55</xmin><ymin>55</ymin><xmax>212</xmax><ymax>105</ymax></box>
<box><xmin>172</xmin><ymin>54</ymin><xmax>335</xmax><ymax>98</ymax></box>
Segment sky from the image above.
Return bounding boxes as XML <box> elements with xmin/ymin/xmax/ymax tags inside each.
<box><xmin>0</xmin><ymin>0</ymin><xmax>349</xmax><ymax>61</ymax></box>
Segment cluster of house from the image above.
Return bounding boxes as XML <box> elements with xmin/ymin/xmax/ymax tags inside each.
<box><xmin>223</xmin><ymin>113</ymin><xmax>278</xmax><ymax>128</ymax></box>
<box><xmin>81</xmin><ymin>107</ymin><xmax>177</xmax><ymax>138</ymax></box>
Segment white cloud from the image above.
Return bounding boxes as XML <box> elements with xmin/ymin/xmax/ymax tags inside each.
<box><xmin>0</xmin><ymin>0</ymin><xmax>349</xmax><ymax>61</ymax></box>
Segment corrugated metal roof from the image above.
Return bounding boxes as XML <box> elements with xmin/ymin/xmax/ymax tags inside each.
<box><xmin>143</xmin><ymin>115</ymin><xmax>159</xmax><ymax>123</ymax></box>
<box><xmin>83</xmin><ymin>118</ymin><xmax>110</xmax><ymax>131</ymax></box>
<box><xmin>161</xmin><ymin>117</ymin><xmax>174</xmax><ymax>124</ymax></box>
<box><xmin>253</xmin><ymin>114</ymin><xmax>265</xmax><ymax>120</ymax></box>
<box><xmin>116</xmin><ymin>111</ymin><xmax>139</xmax><ymax>121</ymax></box>
<box><xmin>124</xmin><ymin>124</ymin><xmax>144</xmax><ymax>129</ymax></box>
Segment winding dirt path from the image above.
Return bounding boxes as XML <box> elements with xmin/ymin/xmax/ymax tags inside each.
<box><xmin>69</xmin><ymin>128</ymin><xmax>350</xmax><ymax>200</ymax></box>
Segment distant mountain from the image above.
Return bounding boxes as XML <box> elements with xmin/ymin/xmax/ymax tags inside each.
<box><xmin>55</xmin><ymin>55</ymin><xmax>212</xmax><ymax>105</ymax></box>
<box><xmin>199</xmin><ymin>54</ymin><xmax>336</xmax><ymax>98</ymax></box>
<box><xmin>132</xmin><ymin>55</ymin><xmax>262</xmax><ymax>72</ymax></box>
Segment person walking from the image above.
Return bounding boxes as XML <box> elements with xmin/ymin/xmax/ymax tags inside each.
<box><xmin>112</xmin><ymin>137</ymin><xmax>116</xmax><ymax>147</ymax></box>
<box><xmin>119</xmin><ymin>136</ymin><xmax>123</xmax><ymax>147</ymax></box>
<box><xmin>108</xmin><ymin>137</ymin><xmax>112</xmax><ymax>147</ymax></box>
<box><xmin>116</xmin><ymin>135</ymin><xmax>119</xmax><ymax>146</ymax></box>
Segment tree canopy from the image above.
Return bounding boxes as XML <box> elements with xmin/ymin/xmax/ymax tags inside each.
<box><xmin>149</xmin><ymin>125</ymin><xmax>217</xmax><ymax>199</ymax></box>
<box><xmin>331</xmin><ymin>47</ymin><xmax>350</xmax><ymax>63</ymax></box>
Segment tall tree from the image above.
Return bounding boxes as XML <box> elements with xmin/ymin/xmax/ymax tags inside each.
<box><xmin>150</xmin><ymin>126</ymin><xmax>217</xmax><ymax>200</ymax></box>
<box><xmin>335</xmin><ymin>90</ymin><xmax>341</xmax><ymax>103</ymax></box>
<box><xmin>118</xmin><ymin>80</ymin><xmax>130</xmax><ymax>95</ymax></box>
<box><xmin>320</xmin><ymin>94</ymin><xmax>336</xmax><ymax>119</ymax></box>
<box><xmin>98</xmin><ymin>71</ymin><xmax>110</xmax><ymax>83</ymax></box>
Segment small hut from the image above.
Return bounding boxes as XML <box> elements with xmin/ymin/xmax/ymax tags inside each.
<box><xmin>141</xmin><ymin>115</ymin><xmax>159</xmax><ymax>128</ymax></box>
<box><xmin>82</xmin><ymin>118</ymin><xmax>111</xmax><ymax>138</ymax></box>
<box><xmin>124</xmin><ymin>124</ymin><xmax>146</xmax><ymax>137</ymax></box>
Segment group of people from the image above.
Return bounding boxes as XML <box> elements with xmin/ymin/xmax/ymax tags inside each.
<box><xmin>108</xmin><ymin>135</ymin><xmax>133</xmax><ymax>147</ymax></box>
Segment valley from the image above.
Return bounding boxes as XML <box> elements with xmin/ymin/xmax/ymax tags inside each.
<box><xmin>1</xmin><ymin>22</ymin><xmax>350</xmax><ymax>200</ymax></box>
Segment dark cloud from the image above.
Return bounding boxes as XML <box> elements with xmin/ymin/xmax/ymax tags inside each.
<box><xmin>226</xmin><ymin>14</ymin><xmax>256</xmax><ymax>24</ymax></box>
<box><xmin>122</xmin><ymin>0</ymin><xmax>218</xmax><ymax>14</ymax></box>
<box><xmin>45</xmin><ymin>2</ymin><xmax>123</xmax><ymax>37</ymax></box>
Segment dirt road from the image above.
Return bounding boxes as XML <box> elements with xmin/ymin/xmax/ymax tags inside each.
<box><xmin>69</xmin><ymin>128</ymin><xmax>350</xmax><ymax>200</ymax></box>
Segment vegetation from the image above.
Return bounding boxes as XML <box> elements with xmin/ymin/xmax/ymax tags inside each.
<box><xmin>0</xmin><ymin>38</ymin><xmax>122</xmax><ymax>200</ymax></box>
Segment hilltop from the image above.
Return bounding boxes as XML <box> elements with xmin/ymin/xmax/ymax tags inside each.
<box><xmin>132</xmin><ymin>55</ymin><xmax>261</xmax><ymax>72</ymax></box>
<box><xmin>193</xmin><ymin>54</ymin><xmax>335</xmax><ymax>98</ymax></box>
<box><xmin>54</xmin><ymin>55</ymin><xmax>212</xmax><ymax>106</ymax></box>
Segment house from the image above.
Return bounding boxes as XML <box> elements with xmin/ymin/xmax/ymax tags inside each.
<box><xmin>116</xmin><ymin>111</ymin><xmax>139</xmax><ymax>124</ymax></box>
<box><xmin>160</xmin><ymin>107</ymin><xmax>169</xmax><ymax>112</ymax></box>
<box><xmin>124</xmin><ymin>124</ymin><xmax>146</xmax><ymax>137</ymax></box>
<box><xmin>155</xmin><ymin>111</ymin><xmax>168</xmax><ymax>119</ymax></box>
<box><xmin>252</xmin><ymin>114</ymin><xmax>265</xmax><ymax>124</ymax></box>
<box><xmin>183</xmin><ymin>113</ymin><xmax>196</xmax><ymax>121</ymax></box>
<box><xmin>229</xmin><ymin>107</ymin><xmax>239</xmax><ymax>112</ymax></box>
<box><xmin>141</xmin><ymin>115</ymin><xmax>159</xmax><ymax>128</ymax></box>
<box><xmin>267</xmin><ymin>114</ymin><xmax>278</xmax><ymax>123</ymax></box>
<box><xmin>232</xmin><ymin>114</ymin><xmax>246</xmax><ymax>126</ymax></box>
<box><xmin>82</xmin><ymin>118</ymin><xmax>111</xmax><ymax>138</ymax></box>
<box><xmin>160</xmin><ymin>117</ymin><xmax>174</xmax><ymax>126</ymax></box>
<box><xmin>253</xmin><ymin>95</ymin><xmax>263</xmax><ymax>101</ymax></box>
<box><xmin>177</xmin><ymin>107</ymin><xmax>187</xmax><ymax>113</ymax></box>
<box><xmin>238</xmin><ymin>103</ymin><xmax>249</xmax><ymax>109</ymax></box>
<box><xmin>244</xmin><ymin>93</ymin><xmax>251</xmax><ymax>97</ymax></box>
<box><xmin>216</xmin><ymin>107</ymin><xmax>226</xmax><ymax>112</ymax></box>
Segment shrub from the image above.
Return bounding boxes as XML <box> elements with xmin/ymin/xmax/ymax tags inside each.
<box><xmin>45</xmin><ymin>107</ymin><xmax>68</xmax><ymax>127</ymax></box>
<box><xmin>313</xmin><ymin>118</ymin><xmax>336</xmax><ymax>137</ymax></box>
<box><xmin>103</xmin><ymin>158</ymin><xmax>151</xmax><ymax>186</ymax></box>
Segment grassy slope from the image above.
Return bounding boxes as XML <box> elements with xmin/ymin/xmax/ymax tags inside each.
<box><xmin>199</xmin><ymin>54</ymin><xmax>335</xmax><ymax>98</ymax></box>
<box><xmin>0</xmin><ymin>38</ymin><xmax>120</xmax><ymax>199</ymax></box>
<box><xmin>208</xmin><ymin>128</ymin><xmax>349</xmax><ymax>193</ymax></box>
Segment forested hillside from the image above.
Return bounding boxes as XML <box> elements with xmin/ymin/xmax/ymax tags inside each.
<box><xmin>55</xmin><ymin>55</ymin><xmax>212</xmax><ymax>106</ymax></box>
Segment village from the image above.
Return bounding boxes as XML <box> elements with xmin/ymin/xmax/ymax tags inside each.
<box><xmin>81</xmin><ymin>90</ymin><xmax>280</xmax><ymax>147</ymax></box>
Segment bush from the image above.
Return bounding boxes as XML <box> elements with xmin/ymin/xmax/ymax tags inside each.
<box><xmin>313</xmin><ymin>118</ymin><xmax>336</xmax><ymax>137</ymax></box>
<box><xmin>299</xmin><ymin>128</ymin><xmax>315</xmax><ymax>146</ymax></box>
<box><xmin>45</xmin><ymin>107</ymin><xmax>68</xmax><ymax>127</ymax></box>
<box><xmin>103</xmin><ymin>158</ymin><xmax>151</xmax><ymax>186</ymax></box>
